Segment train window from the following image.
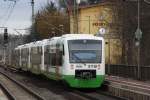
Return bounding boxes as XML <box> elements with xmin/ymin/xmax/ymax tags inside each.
<box><xmin>44</xmin><ymin>46</ymin><xmax>47</xmax><ymax>53</ymax></box>
<box><xmin>51</xmin><ymin>53</ymin><xmax>56</xmax><ymax>66</ymax></box>
<box><xmin>47</xmin><ymin>46</ymin><xmax>50</xmax><ymax>53</ymax></box>
<box><xmin>32</xmin><ymin>47</ymin><xmax>38</xmax><ymax>54</ymax></box>
<box><xmin>49</xmin><ymin>43</ymin><xmax>63</xmax><ymax>66</ymax></box>
<box><xmin>44</xmin><ymin>45</ymin><xmax>51</xmax><ymax>65</ymax></box>
<box><xmin>38</xmin><ymin>46</ymin><xmax>42</xmax><ymax>54</ymax></box>
<box><xmin>62</xmin><ymin>45</ymin><xmax>64</xmax><ymax>55</ymax></box>
<box><xmin>58</xmin><ymin>50</ymin><xmax>63</xmax><ymax>66</ymax></box>
<box><xmin>30</xmin><ymin>47</ymin><xmax>42</xmax><ymax>65</ymax></box>
<box><xmin>68</xmin><ymin>40</ymin><xmax>102</xmax><ymax>63</ymax></box>
<box><xmin>27</xmin><ymin>49</ymin><xmax>29</xmax><ymax>55</ymax></box>
<box><xmin>56</xmin><ymin>43</ymin><xmax>63</xmax><ymax>66</ymax></box>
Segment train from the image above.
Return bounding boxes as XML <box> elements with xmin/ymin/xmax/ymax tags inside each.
<box><xmin>11</xmin><ymin>34</ymin><xmax>105</xmax><ymax>88</ymax></box>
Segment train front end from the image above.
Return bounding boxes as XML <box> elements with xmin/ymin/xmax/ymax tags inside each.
<box><xmin>63</xmin><ymin>35</ymin><xmax>105</xmax><ymax>88</ymax></box>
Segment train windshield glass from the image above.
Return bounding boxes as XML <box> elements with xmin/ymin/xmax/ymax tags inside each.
<box><xmin>68</xmin><ymin>40</ymin><xmax>102</xmax><ymax>63</ymax></box>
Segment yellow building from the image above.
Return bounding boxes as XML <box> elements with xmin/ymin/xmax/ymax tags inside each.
<box><xmin>70</xmin><ymin>2</ymin><xmax>123</xmax><ymax>64</ymax></box>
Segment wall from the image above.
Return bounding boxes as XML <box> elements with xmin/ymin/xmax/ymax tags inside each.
<box><xmin>70</xmin><ymin>2</ymin><xmax>123</xmax><ymax>64</ymax></box>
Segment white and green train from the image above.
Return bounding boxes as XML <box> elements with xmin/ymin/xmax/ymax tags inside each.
<box><xmin>12</xmin><ymin>34</ymin><xmax>105</xmax><ymax>88</ymax></box>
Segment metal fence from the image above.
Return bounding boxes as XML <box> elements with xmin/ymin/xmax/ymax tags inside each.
<box><xmin>106</xmin><ymin>64</ymin><xmax>150</xmax><ymax>81</ymax></box>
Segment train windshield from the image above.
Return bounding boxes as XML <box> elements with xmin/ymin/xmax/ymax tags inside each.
<box><xmin>68</xmin><ymin>40</ymin><xmax>102</xmax><ymax>63</ymax></box>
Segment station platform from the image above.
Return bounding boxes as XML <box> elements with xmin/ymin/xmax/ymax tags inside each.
<box><xmin>105</xmin><ymin>75</ymin><xmax>150</xmax><ymax>100</ymax></box>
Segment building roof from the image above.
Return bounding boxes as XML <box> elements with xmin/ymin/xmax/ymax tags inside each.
<box><xmin>78</xmin><ymin>0</ymin><xmax>137</xmax><ymax>10</ymax></box>
<box><xmin>79</xmin><ymin>2</ymin><xmax>113</xmax><ymax>9</ymax></box>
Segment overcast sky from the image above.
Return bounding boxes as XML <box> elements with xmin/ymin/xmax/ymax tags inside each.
<box><xmin>0</xmin><ymin>0</ymin><xmax>52</xmax><ymax>34</ymax></box>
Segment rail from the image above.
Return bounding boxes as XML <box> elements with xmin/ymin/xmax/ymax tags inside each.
<box><xmin>0</xmin><ymin>70</ymin><xmax>45</xmax><ymax>100</ymax></box>
<box><xmin>72</xmin><ymin>89</ymin><xmax>127</xmax><ymax>100</ymax></box>
<box><xmin>0</xmin><ymin>82</ymin><xmax>16</xmax><ymax>100</ymax></box>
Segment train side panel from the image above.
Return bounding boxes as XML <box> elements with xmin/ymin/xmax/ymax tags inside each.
<box><xmin>13</xmin><ymin>34</ymin><xmax>105</xmax><ymax>88</ymax></box>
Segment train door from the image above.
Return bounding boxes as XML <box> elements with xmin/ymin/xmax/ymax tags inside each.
<box><xmin>30</xmin><ymin>46</ymin><xmax>42</xmax><ymax>74</ymax></box>
<box><xmin>21</xmin><ymin>48</ymin><xmax>29</xmax><ymax>71</ymax></box>
<box><xmin>28</xmin><ymin>47</ymin><xmax>31</xmax><ymax>70</ymax></box>
<box><xmin>16</xmin><ymin>49</ymin><xmax>20</xmax><ymax>68</ymax></box>
<box><xmin>44</xmin><ymin>45</ymin><xmax>51</xmax><ymax>73</ymax></box>
<box><xmin>44</xmin><ymin>43</ymin><xmax>63</xmax><ymax>80</ymax></box>
<box><xmin>13</xmin><ymin>50</ymin><xmax>17</xmax><ymax>67</ymax></box>
<box><xmin>55</xmin><ymin>42</ymin><xmax>63</xmax><ymax>79</ymax></box>
<box><xmin>41</xmin><ymin>45</ymin><xmax>45</xmax><ymax>72</ymax></box>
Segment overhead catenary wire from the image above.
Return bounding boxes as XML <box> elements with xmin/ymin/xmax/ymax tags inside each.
<box><xmin>0</xmin><ymin>0</ymin><xmax>20</xmax><ymax>34</ymax></box>
<box><xmin>0</xmin><ymin>3</ymin><xmax>12</xmax><ymax>25</ymax></box>
<box><xmin>2</xmin><ymin>1</ymin><xmax>17</xmax><ymax>27</ymax></box>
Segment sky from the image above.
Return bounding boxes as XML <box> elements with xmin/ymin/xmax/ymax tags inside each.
<box><xmin>0</xmin><ymin>0</ymin><xmax>52</xmax><ymax>35</ymax></box>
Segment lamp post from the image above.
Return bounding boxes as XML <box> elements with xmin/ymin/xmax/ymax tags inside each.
<box><xmin>76</xmin><ymin>0</ymin><xmax>80</xmax><ymax>34</ymax></box>
<box><xmin>135</xmin><ymin>0</ymin><xmax>142</xmax><ymax>79</ymax></box>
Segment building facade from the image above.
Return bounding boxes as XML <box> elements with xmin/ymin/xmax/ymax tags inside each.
<box><xmin>70</xmin><ymin>2</ymin><xmax>123</xmax><ymax>64</ymax></box>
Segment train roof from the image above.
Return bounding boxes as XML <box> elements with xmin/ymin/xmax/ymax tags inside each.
<box><xmin>15</xmin><ymin>34</ymin><xmax>104</xmax><ymax>49</ymax></box>
<box><xmin>15</xmin><ymin>43</ymin><xmax>31</xmax><ymax>49</ymax></box>
<box><xmin>61</xmin><ymin>34</ymin><xmax>103</xmax><ymax>40</ymax></box>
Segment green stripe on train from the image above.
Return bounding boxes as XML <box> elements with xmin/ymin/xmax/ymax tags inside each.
<box><xmin>63</xmin><ymin>75</ymin><xmax>105</xmax><ymax>88</ymax></box>
<box><xmin>43</xmin><ymin>71</ymin><xmax>105</xmax><ymax>88</ymax></box>
<box><xmin>35</xmin><ymin>70</ymin><xmax>105</xmax><ymax>88</ymax></box>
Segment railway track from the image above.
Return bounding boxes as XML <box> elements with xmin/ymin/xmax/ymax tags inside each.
<box><xmin>0</xmin><ymin>70</ymin><xmax>45</xmax><ymax>100</ymax></box>
<box><xmin>0</xmin><ymin>82</ymin><xmax>14</xmax><ymax>100</ymax></box>
<box><xmin>0</xmin><ymin>65</ymin><xmax>124</xmax><ymax>100</ymax></box>
<box><xmin>71</xmin><ymin>90</ymin><xmax>126</xmax><ymax>100</ymax></box>
<box><xmin>1</xmin><ymin>65</ymin><xmax>150</xmax><ymax>100</ymax></box>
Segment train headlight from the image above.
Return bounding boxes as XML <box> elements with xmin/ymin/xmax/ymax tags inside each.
<box><xmin>70</xmin><ymin>64</ymin><xmax>74</xmax><ymax>70</ymax></box>
<box><xmin>97</xmin><ymin>64</ymin><xmax>100</xmax><ymax>70</ymax></box>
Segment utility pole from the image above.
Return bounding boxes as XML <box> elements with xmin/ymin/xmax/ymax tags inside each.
<box><xmin>31</xmin><ymin>0</ymin><xmax>34</xmax><ymax>26</ymax></box>
<box><xmin>0</xmin><ymin>27</ymin><xmax>7</xmax><ymax>65</ymax></box>
<box><xmin>3</xmin><ymin>28</ymin><xmax>8</xmax><ymax>65</ymax></box>
<box><xmin>31</xmin><ymin>0</ymin><xmax>35</xmax><ymax>40</ymax></box>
